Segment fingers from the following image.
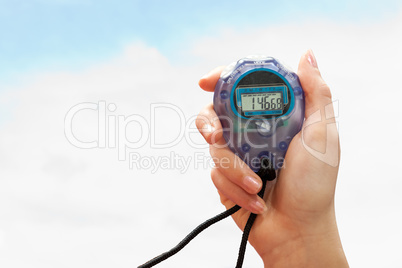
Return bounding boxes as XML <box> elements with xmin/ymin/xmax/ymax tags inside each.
<box><xmin>195</xmin><ymin>103</ymin><xmax>222</xmax><ymax>144</ymax></box>
<box><xmin>209</xmin><ymin>142</ymin><xmax>262</xmax><ymax>193</ymax></box>
<box><xmin>211</xmin><ymin>168</ymin><xmax>267</xmax><ymax>214</ymax></box>
<box><xmin>196</xmin><ymin>65</ymin><xmax>225</xmax><ymax>143</ymax></box>
<box><xmin>209</xmin><ymin>142</ymin><xmax>267</xmax><ymax>214</ymax></box>
<box><xmin>197</xmin><ymin>66</ymin><xmax>266</xmax><ymax>214</ymax></box>
<box><xmin>195</xmin><ymin>100</ymin><xmax>266</xmax><ymax>214</ymax></box>
<box><xmin>297</xmin><ymin>49</ymin><xmax>333</xmax><ymax>119</ymax></box>
<box><xmin>198</xmin><ymin>66</ymin><xmax>226</xmax><ymax>92</ymax></box>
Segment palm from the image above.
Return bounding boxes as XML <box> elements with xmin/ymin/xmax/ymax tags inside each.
<box><xmin>219</xmin><ymin>122</ymin><xmax>339</xmax><ymax>257</ymax></box>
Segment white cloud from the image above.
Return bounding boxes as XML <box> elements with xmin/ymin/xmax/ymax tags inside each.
<box><xmin>1</xmin><ymin>13</ymin><xmax>402</xmax><ymax>267</ymax></box>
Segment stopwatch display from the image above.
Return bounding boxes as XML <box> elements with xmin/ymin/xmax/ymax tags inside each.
<box><xmin>239</xmin><ymin>90</ymin><xmax>283</xmax><ymax>113</ymax></box>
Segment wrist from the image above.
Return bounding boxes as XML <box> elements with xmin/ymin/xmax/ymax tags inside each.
<box><xmin>260</xmin><ymin>213</ymin><xmax>348</xmax><ymax>268</ymax></box>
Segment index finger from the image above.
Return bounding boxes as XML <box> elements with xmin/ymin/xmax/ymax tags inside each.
<box><xmin>198</xmin><ymin>66</ymin><xmax>226</xmax><ymax>92</ymax></box>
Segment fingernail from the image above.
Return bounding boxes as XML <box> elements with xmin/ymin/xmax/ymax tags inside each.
<box><xmin>250</xmin><ymin>199</ymin><xmax>267</xmax><ymax>214</ymax></box>
<box><xmin>307</xmin><ymin>49</ymin><xmax>318</xmax><ymax>68</ymax></box>
<box><xmin>243</xmin><ymin>176</ymin><xmax>262</xmax><ymax>193</ymax></box>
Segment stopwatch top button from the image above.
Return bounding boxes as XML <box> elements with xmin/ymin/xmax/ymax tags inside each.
<box><xmin>220</xmin><ymin>90</ymin><xmax>229</xmax><ymax>99</ymax></box>
<box><xmin>220</xmin><ymin>62</ymin><xmax>236</xmax><ymax>78</ymax></box>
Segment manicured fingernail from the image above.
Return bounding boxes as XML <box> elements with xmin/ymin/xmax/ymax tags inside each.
<box><xmin>307</xmin><ymin>49</ymin><xmax>318</xmax><ymax>68</ymax></box>
<box><xmin>250</xmin><ymin>199</ymin><xmax>267</xmax><ymax>214</ymax></box>
<box><xmin>243</xmin><ymin>176</ymin><xmax>262</xmax><ymax>193</ymax></box>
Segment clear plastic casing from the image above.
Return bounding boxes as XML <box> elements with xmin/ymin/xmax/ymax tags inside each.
<box><xmin>213</xmin><ymin>56</ymin><xmax>305</xmax><ymax>171</ymax></box>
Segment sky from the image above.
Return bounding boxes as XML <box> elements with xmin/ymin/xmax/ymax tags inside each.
<box><xmin>1</xmin><ymin>1</ymin><xmax>402</xmax><ymax>267</ymax></box>
<box><xmin>1</xmin><ymin>0</ymin><xmax>401</xmax><ymax>82</ymax></box>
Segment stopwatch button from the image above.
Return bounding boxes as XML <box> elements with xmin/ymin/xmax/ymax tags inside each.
<box><xmin>294</xmin><ymin>86</ymin><xmax>302</xmax><ymax>96</ymax></box>
<box><xmin>278</xmin><ymin>141</ymin><xmax>288</xmax><ymax>151</ymax></box>
<box><xmin>241</xmin><ymin>143</ymin><xmax>251</xmax><ymax>152</ymax></box>
<box><xmin>255</xmin><ymin>121</ymin><xmax>271</xmax><ymax>135</ymax></box>
<box><xmin>220</xmin><ymin>90</ymin><xmax>229</xmax><ymax>99</ymax></box>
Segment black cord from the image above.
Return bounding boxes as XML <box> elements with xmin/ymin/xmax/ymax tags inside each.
<box><xmin>138</xmin><ymin>205</ymin><xmax>241</xmax><ymax>268</ymax></box>
<box><xmin>137</xmin><ymin>158</ymin><xmax>276</xmax><ymax>268</ymax></box>
<box><xmin>235</xmin><ymin>159</ymin><xmax>276</xmax><ymax>268</ymax></box>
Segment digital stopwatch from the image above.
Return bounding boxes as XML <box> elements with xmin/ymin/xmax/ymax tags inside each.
<box><xmin>213</xmin><ymin>56</ymin><xmax>305</xmax><ymax>171</ymax></box>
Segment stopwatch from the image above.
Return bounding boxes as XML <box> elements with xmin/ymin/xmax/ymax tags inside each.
<box><xmin>213</xmin><ymin>56</ymin><xmax>305</xmax><ymax>171</ymax></box>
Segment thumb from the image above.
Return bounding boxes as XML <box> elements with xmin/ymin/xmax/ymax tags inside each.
<box><xmin>297</xmin><ymin>50</ymin><xmax>340</xmax><ymax>166</ymax></box>
<box><xmin>297</xmin><ymin>50</ymin><xmax>333</xmax><ymax>119</ymax></box>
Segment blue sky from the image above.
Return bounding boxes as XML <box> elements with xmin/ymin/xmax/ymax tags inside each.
<box><xmin>0</xmin><ymin>0</ymin><xmax>401</xmax><ymax>83</ymax></box>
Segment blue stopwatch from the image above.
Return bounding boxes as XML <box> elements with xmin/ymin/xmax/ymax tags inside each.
<box><xmin>213</xmin><ymin>56</ymin><xmax>305</xmax><ymax>171</ymax></box>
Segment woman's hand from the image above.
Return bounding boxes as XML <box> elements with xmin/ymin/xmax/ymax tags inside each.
<box><xmin>196</xmin><ymin>50</ymin><xmax>348</xmax><ymax>267</ymax></box>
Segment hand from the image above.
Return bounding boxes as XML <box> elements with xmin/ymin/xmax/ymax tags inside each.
<box><xmin>196</xmin><ymin>50</ymin><xmax>349</xmax><ymax>267</ymax></box>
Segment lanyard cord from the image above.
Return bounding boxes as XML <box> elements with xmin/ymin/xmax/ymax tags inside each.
<box><xmin>236</xmin><ymin>160</ymin><xmax>276</xmax><ymax>268</ymax></box>
<box><xmin>138</xmin><ymin>159</ymin><xmax>276</xmax><ymax>268</ymax></box>
<box><xmin>138</xmin><ymin>205</ymin><xmax>241</xmax><ymax>268</ymax></box>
